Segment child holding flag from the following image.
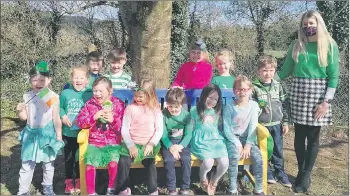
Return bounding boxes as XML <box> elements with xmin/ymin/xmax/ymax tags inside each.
<box><xmin>16</xmin><ymin>61</ymin><xmax>64</xmax><ymax>195</ymax></box>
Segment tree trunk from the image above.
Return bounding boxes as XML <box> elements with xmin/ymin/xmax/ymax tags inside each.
<box><xmin>119</xmin><ymin>1</ymin><xmax>172</xmax><ymax>88</ymax></box>
<box><xmin>256</xmin><ymin>22</ymin><xmax>264</xmax><ymax>56</ymax></box>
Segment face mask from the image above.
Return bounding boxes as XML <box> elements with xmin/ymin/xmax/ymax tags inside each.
<box><xmin>302</xmin><ymin>26</ymin><xmax>317</xmax><ymax>37</ymax></box>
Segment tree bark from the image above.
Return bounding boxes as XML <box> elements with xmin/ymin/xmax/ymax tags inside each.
<box><xmin>119</xmin><ymin>1</ymin><xmax>172</xmax><ymax>88</ymax></box>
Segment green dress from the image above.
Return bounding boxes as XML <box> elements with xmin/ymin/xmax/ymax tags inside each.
<box><xmin>189</xmin><ymin>107</ymin><xmax>228</xmax><ymax>160</ymax></box>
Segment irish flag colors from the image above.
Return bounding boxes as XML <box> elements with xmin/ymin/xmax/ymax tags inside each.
<box><xmin>37</xmin><ymin>88</ymin><xmax>58</xmax><ymax>107</ymax></box>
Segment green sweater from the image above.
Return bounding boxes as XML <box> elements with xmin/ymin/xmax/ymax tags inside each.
<box><xmin>161</xmin><ymin>108</ymin><xmax>192</xmax><ymax>149</ymax></box>
<box><xmin>277</xmin><ymin>40</ymin><xmax>339</xmax><ymax>88</ymax></box>
<box><xmin>211</xmin><ymin>75</ymin><xmax>236</xmax><ymax>89</ymax></box>
<box><xmin>59</xmin><ymin>87</ymin><xmax>93</xmax><ymax>137</ymax></box>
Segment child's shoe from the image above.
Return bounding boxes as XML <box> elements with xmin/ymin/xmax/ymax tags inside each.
<box><xmin>200</xmin><ymin>179</ymin><xmax>208</xmax><ymax>193</ymax></box>
<box><xmin>119</xmin><ymin>187</ymin><xmax>132</xmax><ymax>195</ymax></box>
<box><xmin>42</xmin><ymin>185</ymin><xmax>55</xmax><ymax>195</ymax></box>
<box><xmin>149</xmin><ymin>190</ymin><xmax>158</xmax><ymax>195</ymax></box>
<box><xmin>179</xmin><ymin>189</ymin><xmax>190</xmax><ymax>195</ymax></box>
<box><xmin>267</xmin><ymin>171</ymin><xmax>276</xmax><ymax>184</ymax></box>
<box><xmin>168</xmin><ymin>190</ymin><xmax>177</xmax><ymax>195</ymax></box>
<box><xmin>253</xmin><ymin>191</ymin><xmax>265</xmax><ymax>195</ymax></box>
<box><xmin>73</xmin><ymin>178</ymin><xmax>81</xmax><ymax>193</ymax></box>
<box><xmin>106</xmin><ymin>188</ymin><xmax>115</xmax><ymax>195</ymax></box>
<box><xmin>277</xmin><ymin>174</ymin><xmax>292</xmax><ymax>188</ymax></box>
<box><xmin>207</xmin><ymin>181</ymin><xmax>217</xmax><ymax>195</ymax></box>
<box><xmin>65</xmin><ymin>179</ymin><xmax>73</xmax><ymax>194</ymax></box>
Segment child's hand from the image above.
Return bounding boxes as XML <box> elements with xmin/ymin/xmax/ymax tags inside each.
<box><xmin>16</xmin><ymin>103</ymin><xmax>26</xmax><ymax>112</ymax></box>
<box><xmin>174</xmin><ymin>144</ymin><xmax>184</xmax><ymax>152</ymax></box>
<box><xmin>170</xmin><ymin>86</ymin><xmax>183</xmax><ymax>90</ymax></box>
<box><xmin>282</xmin><ymin>125</ymin><xmax>289</xmax><ymax>136</ymax></box>
<box><xmin>240</xmin><ymin>144</ymin><xmax>251</xmax><ymax>159</ymax></box>
<box><xmin>129</xmin><ymin>145</ymin><xmax>138</xmax><ymax>158</ymax></box>
<box><xmin>56</xmin><ymin>135</ymin><xmax>63</xmax><ymax>141</ymax></box>
<box><xmin>103</xmin><ymin>111</ymin><xmax>114</xmax><ymax>123</ymax></box>
<box><xmin>144</xmin><ymin>143</ymin><xmax>154</xmax><ymax>156</ymax></box>
<box><xmin>169</xmin><ymin>146</ymin><xmax>181</xmax><ymax>160</ymax></box>
<box><xmin>93</xmin><ymin>110</ymin><xmax>104</xmax><ymax>121</ymax></box>
<box><xmin>62</xmin><ymin>115</ymin><xmax>72</xmax><ymax>127</ymax></box>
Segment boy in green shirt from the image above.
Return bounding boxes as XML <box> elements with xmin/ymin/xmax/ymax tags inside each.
<box><xmin>161</xmin><ymin>88</ymin><xmax>192</xmax><ymax>195</ymax></box>
<box><xmin>211</xmin><ymin>49</ymin><xmax>236</xmax><ymax>89</ymax></box>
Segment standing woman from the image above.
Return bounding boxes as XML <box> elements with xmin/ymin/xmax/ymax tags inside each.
<box><xmin>276</xmin><ymin>10</ymin><xmax>339</xmax><ymax>193</ymax></box>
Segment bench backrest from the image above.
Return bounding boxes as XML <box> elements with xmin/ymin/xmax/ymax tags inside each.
<box><xmin>112</xmin><ymin>89</ymin><xmax>235</xmax><ymax>109</ymax></box>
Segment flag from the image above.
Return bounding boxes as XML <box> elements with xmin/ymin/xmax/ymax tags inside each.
<box><xmin>37</xmin><ymin>88</ymin><xmax>58</xmax><ymax>107</ymax></box>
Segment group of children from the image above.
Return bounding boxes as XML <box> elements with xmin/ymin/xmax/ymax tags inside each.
<box><xmin>15</xmin><ymin>39</ymin><xmax>291</xmax><ymax>196</ymax></box>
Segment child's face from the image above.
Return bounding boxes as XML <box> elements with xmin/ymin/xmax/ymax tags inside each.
<box><xmin>167</xmin><ymin>103</ymin><xmax>182</xmax><ymax>116</ymax></box>
<box><xmin>216</xmin><ymin>56</ymin><xmax>232</xmax><ymax>75</ymax></box>
<box><xmin>31</xmin><ymin>75</ymin><xmax>51</xmax><ymax>93</ymax></box>
<box><xmin>258</xmin><ymin>66</ymin><xmax>275</xmax><ymax>83</ymax></box>
<box><xmin>205</xmin><ymin>91</ymin><xmax>219</xmax><ymax>109</ymax></box>
<box><xmin>189</xmin><ymin>50</ymin><xmax>203</xmax><ymax>63</ymax></box>
<box><xmin>89</xmin><ymin>60</ymin><xmax>103</xmax><ymax>75</ymax></box>
<box><xmin>134</xmin><ymin>91</ymin><xmax>147</xmax><ymax>105</ymax></box>
<box><xmin>72</xmin><ymin>70</ymin><xmax>88</xmax><ymax>91</ymax></box>
<box><xmin>93</xmin><ymin>83</ymin><xmax>112</xmax><ymax>104</ymax></box>
<box><xmin>110</xmin><ymin>59</ymin><xmax>126</xmax><ymax>74</ymax></box>
<box><xmin>234</xmin><ymin>82</ymin><xmax>252</xmax><ymax>100</ymax></box>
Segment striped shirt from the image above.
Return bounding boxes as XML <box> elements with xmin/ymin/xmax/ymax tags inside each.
<box><xmin>104</xmin><ymin>71</ymin><xmax>132</xmax><ymax>89</ymax></box>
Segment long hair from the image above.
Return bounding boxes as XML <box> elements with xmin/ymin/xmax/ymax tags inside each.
<box><xmin>133</xmin><ymin>78</ymin><xmax>160</xmax><ymax>110</ymax></box>
<box><xmin>197</xmin><ymin>84</ymin><xmax>222</xmax><ymax>122</ymax></box>
<box><xmin>293</xmin><ymin>10</ymin><xmax>335</xmax><ymax>67</ymax></box>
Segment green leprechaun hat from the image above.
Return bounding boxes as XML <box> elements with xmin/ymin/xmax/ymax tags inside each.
<box><xmin>35</xmin><ymin>61</ymin><xmax>49</xmax><ymax>73</ymax></box>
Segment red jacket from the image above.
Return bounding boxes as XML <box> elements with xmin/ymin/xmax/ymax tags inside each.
<box><xmin>171</xmin><ymin>60</ymin><xmax>213</xmax><ymax>89</ymax></box>
<box><xmin>77</xmin><ymin>96</ymin><xmax>125</xmax><ymax>147</ymax></box>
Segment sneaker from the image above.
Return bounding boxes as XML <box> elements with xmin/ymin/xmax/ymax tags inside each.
<box><xmin>149</xmin><ymin>190</ymin><xmax>158</xmax><ymax>195</ymax></box>
<box><xmin>230</xmin><ymin>192</ymin><xmax>238</xmax><ymax>195</ymax></box>
<box><xmin>253</xmin><ymin>191</ymin><xmax>265</xmax><ymax>195</ymax></box>
<box><xmin>72</xmin><ymin>178</ymin><xmax>81</xmax><ymax>193</ymax></box>
<box><xmin>200</xmin><ymin>179</ymin><xmax>208</xmax><ymax>193</ymax></box>
<box><xmin>207</xmin><ymin>181</ymin><xmax>217</xmax><ymax>195</ymax></box>
<box><xmin>42</xmin><ymin>185</ymin><xmax>55</xmax><ymax>195</ymax></box>
<box><xmin>18</xmin><ymin>193</ymin><xmax>30</xmax><ymax>195</ymax></box>
<box><xmin>65</xmin><ymin>179</ymin><xmax>73</xmax><ymax>194</ymax></box>
<box><xmin>277</xmin><ymin>175</ymin><xmax>292</xmax><ymax>188</ymax></box>
<box><xmin>106</xmin><ymin>188</ymin><xmax>115</xmax><ymax>195</ymax></box>
<box><xmin>168</xmin><ymin>190</ymin><xmax>177</xmax><ymax>195</ymax></box>
<box><xmin>267</xmin><ymin>171</ymin><xmax>276</xmax><ymax>184</ymax></box>
<box><xmin>119</xmin><ymin>187</ymin><xmax>132</xmax><ymax>195</ymax></box>
<box><xmin>179</xmin><ymin>189</ymin><xmax>190</xmax><ymax>195</ymax></box>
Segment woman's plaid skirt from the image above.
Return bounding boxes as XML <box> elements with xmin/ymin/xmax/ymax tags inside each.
<box><xmin>290</xmin><ymin>77</ymin><xmax>332</xmax><ymax>126</ymax></box>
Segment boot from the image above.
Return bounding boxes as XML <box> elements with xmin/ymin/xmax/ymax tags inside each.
<box><xmin>294</xmin><ymin>171</ymin><xmax>311</xmax><ymax>193</ymax></box>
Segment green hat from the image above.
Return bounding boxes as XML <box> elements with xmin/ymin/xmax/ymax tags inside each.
<box><xmin>35</xmin><ymin>61</ymin><xmax>49</xmax><ymax>73</ymax></box>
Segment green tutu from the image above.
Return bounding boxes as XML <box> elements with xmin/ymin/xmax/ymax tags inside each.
<box><xmin>119</xmin><ymin>142</ymin><xmax>161</xmax><ymax>163</ymax></box>
<box><xmin>84</xmin><ymin>144</ymin><xmax>121</xmax><ymax>167</ymax></box>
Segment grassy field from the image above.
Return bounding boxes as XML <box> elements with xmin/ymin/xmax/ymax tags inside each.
<box><xmin>1</xmin><ymin>109</ymin><xmax>348</xmax><ymax>195</ymax></box>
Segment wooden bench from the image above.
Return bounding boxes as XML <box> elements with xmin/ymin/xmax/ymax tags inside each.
<box><xmin>78</xmin><ymin>89</ymin><xmax>269</xmax><ymax>194</ymax></box>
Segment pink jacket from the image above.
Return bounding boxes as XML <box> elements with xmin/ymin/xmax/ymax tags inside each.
<box><xmin>77</xmin><ymin>96</ymin><xmax>125</xmax><ymax>147</ymax></box>
<box><xmin>171</xmin><ymin>60</ymin><xmax>213</xmax><ymax>89</ymax></box>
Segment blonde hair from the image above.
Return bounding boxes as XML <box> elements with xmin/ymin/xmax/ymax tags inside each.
<box><xmin>293</xmin><ymin>10</ymin><xmax>335</xmax><ymax>67</ymax></box>
<box><xmin>258</xmin><ymin>55</ymin><xmax>277</xmax><ymax>69</ymax></box>
<box><xmin>70</xmin><ymin>66</ymin><xmax>89</xmax><ymax>79</ymax></box>
<box><xmin>133</xmin><ymin>78</ymin><xmax>160</xmax><ymax>110</ymax></box>
<box><xmin>215</xmin><ymin>49</ymin><xmax>235</xmax><ymax>70</ymax></box>
<box><xmin>233</xmin><ymin>75</ymin><xmax>253</xmax><ymax>90</ymax></box>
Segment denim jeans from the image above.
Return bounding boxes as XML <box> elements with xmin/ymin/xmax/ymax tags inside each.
<box><xmin>266</xmin><ymin>124</ymin><xmax>287</xmax><ymax>179</ymax></box>
<box><xmin>161</xmin><ymin>138</ymin><xmax>191</xmax><ymax>191</ymax></box>
<box><xmin>227</xmin><ymin>138</ymin><xmax>263</xmax><ymax>193</ymax></box>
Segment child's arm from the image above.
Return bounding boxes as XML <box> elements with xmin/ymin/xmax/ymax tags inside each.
<box><xmin>149</xmin><ymin>110</ymin><xmax>164</xmax><ymax>146</ymax></box>
<box><xmin>76</xmin><ymin>102</ymin><xmax>99</xmax><ymax>129</ymax></box>
<box><xmin>52</xmin><ymin>101</ymin><xmax>63</xmax><ymax>141</ymax></box>
<box><xmin>171</xmin><ymin>64</ymin><xmax>185</xmax><ymax>87</ymax></box>
<box><xmin>109</xmin><ymin>100</ymin><xmax>125</xmax><ymax>132</ymax></box>
<box><xmin>202</xmin><ymin>63</ymin><xmax>213</xmax><ymax>86</ymax></box>
<box><xmin>179</xmin><ymin>113</ymin><xmax>193</xmax><ymax>148</ymax></box>
<box><xmin>121</xmin><ymin>106</ymin><xmax>135</xmax><ymax>148</ymax></box>
<box><xmin>279</xmin><ymin>84</ymin><xmax>290</xmax><ymax>126</ymax></box>
<box><xmin>161</xmin><ymin>117</ymin><xmax>173</xmax><ymax>149</ymax></box>
<box><xmin>223</xmin><ymin>105</ymin><xmax>241</xmax><ymax>147</ymax></box>
<box><xmin>245</xmin><ymin>102</ymin><xmax>260</xmax><ymax>145</ymax></box>
<box><xmin>16</xmin><ymin>94</ymin><xmax>28</xmax><ymax>121</ymax></box>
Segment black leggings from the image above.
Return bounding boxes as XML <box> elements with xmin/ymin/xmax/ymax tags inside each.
<box><xmin>63</xmin><ymin>135</ymin><xmax>80</xmax><ymax>179</ymax></box>
<box><xmin>117</xmin><ymin>156</ymin><xmax>157</xmax><ymax>193</ymax></box>
<box><xmin>294</xmin><ymin>123</ymin><xmax>321</xmax><ymax>173</ymax></box>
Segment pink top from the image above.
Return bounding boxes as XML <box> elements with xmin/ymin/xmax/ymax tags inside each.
<box><xmin>121</xmin><ymin>104</ymin><xmax>163</xmax><ymax>148</ymax></box>
<box><xmin>171</xmin><ymin>60</ymin><xmax>213</xmax><ymax>89</ymax></box>
<box><xmin>76</xmin><ymin>96</ymin><xmax>125</xmax><ymax>147</ymax></box>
